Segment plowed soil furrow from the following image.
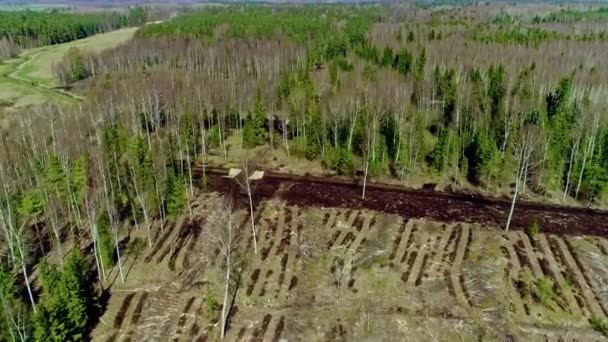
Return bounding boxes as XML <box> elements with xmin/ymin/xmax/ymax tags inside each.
<box><xmin>552</xmin><ymin>236</ymin><xmax>605</xmax><ymax>318</ymax></box>
<box><xmin>388</xmin><ymin>220</ymin><xmax>407</xmax><ymax>262</ymax></box>
<box><xmin>348</xmin><ymin>213</ymin><xmax>372</xmax><ymax>252</ymax></box>
<box><xmin>144</xmin><ymin>220</ymin><xmax>177</xmax><ymax>263</ymax></box>
<box><xmin>399</xmin><ymin>222</ymin><xmax>417</xmax><ymax>264</ymax></box>
<box><xmin>596</xmin><ymin>237</ymin><xmax>608</xmax><ymax>256</ymax></box>
<box><xmin>324</xmin><ymin>209</ymin><xmax>338</xmax><ymax>229</ymax></box>
<box><xmin>406</xmin><ymin>231</ymin><xmax>429</xmax><ymax>286</ymax></box>
<box><xmin>427</xmin><ymin>224</ymin><xmax>454</xmax><ymax>277</ymax></box>
<box><xmin>537</xmin><ymin>234</ymin><xmax>582</xmax><ymax>315</ymax></box>
<box><xmin>114</xmin><ymin>292</ymin><xmax>136</xmax><ymax>329</ymax></box>
<box><xmin>450</xmin><ymin>224</ymin><xmax>471</xmax><ymax>309</ymax></box>
<box><xmin>201</xmin><ymin>168</ymin><xmax>608</xmax><ymax>237</ymax></box>
<box><xmin>518</xmin><ymin>232</ymin><xmax>544</xmax><ymax>278</ymax></box>
<box><xmin>130</xmin><ymin>291</ymin><xmax>149</xmax><ymax>326</ymax></box>
<box><xmin>158</xmin><ymin>218</ymin><xmax>190</xmax><ymax>265</ymax></box>
<box><xmin>271</xmin><ymin>316</ymin><xmax>285</xmax><ymax>342</ymax></box>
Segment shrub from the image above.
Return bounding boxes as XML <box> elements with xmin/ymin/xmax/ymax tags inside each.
<box><xmin>534</xmin><ymin>276</ymin><xmax>555</xmax><ymax>305</ymax></box>
<box><xmin>590</xmin><ymin>316</ymin><xmax>608</xmax><ymax>336</ymax></box>
<box><xmin>527</xmin><ymin>220</ymin><xmax>540</xmax><ymax>239</ymax></box>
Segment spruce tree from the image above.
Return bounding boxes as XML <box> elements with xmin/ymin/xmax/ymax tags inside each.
<box><xmin>242</xmin><ymin>90</ymin><xmax>267</xmax><ymax>149</ymax></box>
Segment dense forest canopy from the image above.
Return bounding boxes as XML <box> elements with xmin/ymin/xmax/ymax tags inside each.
<box><xmin>0</xmin><ymin>7</ymin><xmax>146</xmax><ymax>58</ymax></box>
<box><xmin>2</xmin><ymin>3</ymin><xmax>608</xmax><ymax>340</ymax></box>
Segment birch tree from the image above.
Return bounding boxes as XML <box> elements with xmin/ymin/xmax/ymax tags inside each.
<box><xmin>505</xmin><ymin>123</ymin><xmax>541</xmax><ymax>231</ymax></box>
<box><xmin>205</xmin><ymin>199</ymin><xmax>239</xmax><ymax>340</ymax></box>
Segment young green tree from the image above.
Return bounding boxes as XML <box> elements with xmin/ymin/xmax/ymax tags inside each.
<box><xmin>242</xmin><ymin>91</ymin><xmax>267</xmax><ymax>149</ymax></box>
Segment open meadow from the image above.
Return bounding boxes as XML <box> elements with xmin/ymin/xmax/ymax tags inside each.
<box><xmin>0</xmin><ymin>27</ymin><xmax>137</xmax><ymax>113</ymax></box>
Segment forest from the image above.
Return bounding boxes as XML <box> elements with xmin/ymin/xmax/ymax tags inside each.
<box><xmin>0</xmin><ymin>7</ymin><xmax>147</xmax><ymax>59</ymax></box>
<box><xmin>2</xmin><ymin>3</ymin><xmax>608</xmax><ymax>340</ymax></box>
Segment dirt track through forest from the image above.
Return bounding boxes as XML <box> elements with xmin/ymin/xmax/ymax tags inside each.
<box><xmin>198</xmin><ymin>167</ymin><xmax>608</xmax><ymax>237</ymax></box>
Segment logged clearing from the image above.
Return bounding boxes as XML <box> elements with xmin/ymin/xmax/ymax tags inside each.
<box><xmin>92</xmin><ymin>190</ymin><xmax>608</xmax><ymax>342</ymax></box>
<box><xmin>0</xmin><ymin>27</ymin><xmax>137</xmax><ymax>113</ymax></box>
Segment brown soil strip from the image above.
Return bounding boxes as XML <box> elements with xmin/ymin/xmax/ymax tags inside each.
<box><xmin>250</xmin><ymin>314</ymin><xmax>273</xmax><ymax>342</ymax></box>
<box><xmin>189</xmin><ymin>323</ymin><xmax>200</xmax><ymax>337</ymax></box>
<box><xmin>158</xmin><ymin>218</ymin><xmax>190</xmax><ymax>266</ymax></box>
<box><xmin>169</xmin><ymin>221</ymin><xmax>200</xmax><ymax>271</ymax></box>
<box><xmin>450</xmin><ymin>224</ymin><xmax>471</xmax><ymax>309</ymax></box>
<box><xmin>353</xmin><ymin>212</ymin><xmax>365</xmax><ymax>232</ymax></box>
<box><xmin>182</xmin><ymin>220</ymin><xmax>204</xmax><ymax>269</ymax></box>
<box><xmin>388</xmin><ymin>221</ymin><xmax>407</xmax><ymax>261</ymax></box>
<box><xmin>114</xmin><ymin>292</ymin><xmax>136</xmax><ymax>329</ymax></box>
<box><xmin>202</xmin><ymin>168</ymin><xmax>608</xmax><ymax>237</ymax></box>
<box><xmin>406</xmin><ymin>232</ymin><xmax>429</xmax><ymax>286</ymax></box>
<box><xmin>349</xmin><ymin>214</ymin><xmax>373</xmax><ymax>252</ymax></box>
<box><xmin>247</xmin><ymin>268</ymin><xmax>261</xmax><ymax>296</ymax></box>
<box><xmin>552</xmin><ymin>236</ymin><xmax>605</xmax><ymax>318</ymax></box>
<box><xmin>327</xmin><ymin>231</ymin><xmax>342</xmax><ymax>250</ymax></box>
<box><xmin>288</xmin><ymin>276</ymin><xmax>298</xmax><ymax>291</ymax></box>
<box><xmin>399</xmin><ymin>222</ymin><xmax>417</xmax><ymax>264</ymax></box>
<box><xmin>428</xmin><ymin>224</ymin><xmax>454</xmax><ymax>277</ymax></box>
<box><xmin>324</xmin><ymin>209</ymin><xmax>338</xmax><ymax>229</ymax></box>
<box><xmin>518</xmin><ymin>231</ymin><xmax>544</xmax><ymax>278</ymax></box>
<box><xmin>536</xmin><ymin>234</ymin><xmax>581</xmax><ymax>315</ymax></box>
<box><xmin>596</xmin><ymin>237</ymin><xmax>608</xmax><ymax>256</ymax></box>
<box><xmin>144</xmin><ymin>220</ymin><xmax>176</xmax><ymax>263</ymax></box>
<box><xmin>260</xmin><ymin>241</ymin><xmax>274</xmax><ymax>261</ymax></box>
<box><xmin>339</xmin><ymin>232</ymin><xmax>356</xmax><ymax>248</ymax></box>
<box><xmin>236</xmin><ymin>327</ymin><xmax>246</xmax><ymax>341</ymax></box>
<box><xmin>272</xmin><ymin>316</ymin><xmax>285</xmax><ymax>342</ymax></box>
<box><xmin>130</xmin><ymin>291</ymin><xmax>148</xmax><ymax>325</ymax></box>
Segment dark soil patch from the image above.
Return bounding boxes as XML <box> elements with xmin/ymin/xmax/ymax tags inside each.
<box><xmin>272</xmin><ymin>316</ymin><xmax>285</xmax><ymax>342</ymax></box>
<box><xmin>130</xmin><ymin>292</ymin><xmax>148</xmax><ymax>325</ymax></box>
<box><xmin>288</xmin><ymin>276</ymin><xmax>298</xmax><ymax>291</ymax></box>
<box><xmin>327</xmin><ymin>231</ymin><xmax>341</xmax><ymax>249</ymax></box>
<box><xmin>144</xmin><ymin>221</ymin><xmax>176</xmax><ymax>263</ymax></box>
<box><xmin>114</xmin><ymin>292</ymin><xmax>136</xmax><ymax>329</ymax></box>
<box><xmin>247</xmin><ymin>268</ymin><xmax>261</xmax><ymax>296</ymax></box>
<box><xmin>200</xmin><ymin>168</ymin><xmax>608</xmax><ymax>237</ymax></box>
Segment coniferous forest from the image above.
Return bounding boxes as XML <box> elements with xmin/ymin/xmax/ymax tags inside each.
<box><xmin>2</xmin><ymin>3</ymin><xmax>608</xmax><ymax>341</ymax></box>
<box><xmin>0</xmin><ymin>7</ymin><xmax>147</xmax><ymax>59</ymax></box>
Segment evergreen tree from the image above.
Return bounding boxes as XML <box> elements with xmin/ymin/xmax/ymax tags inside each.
<box><xmin>0</xmin><ymin>267</ymin><xmax>31</xmax><ymax>342</ymax></box>
<box><xmin>242</xmin><ymin>91</ymin><xmax>267</xmax><ymax>149</ymax></box>
<box><xmin>34</xmin><ymin>250</ymin><xmax>98</xmax><ymax>342</ymax></box>
<box><xmin>380</xmin><ymin>46</ymin><xmax>394</xmax><ymax>67</ymax></box>
<box><xmin>465</xmin><ymin>133</ymin><xmax>500</xmax><ymax>185</ymax></box>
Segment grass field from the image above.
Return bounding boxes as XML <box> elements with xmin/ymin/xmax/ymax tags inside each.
<box><xmin>0</xmin><ymin>27</ymin><xmax>137</xmax><ymax>113</ymax></box>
